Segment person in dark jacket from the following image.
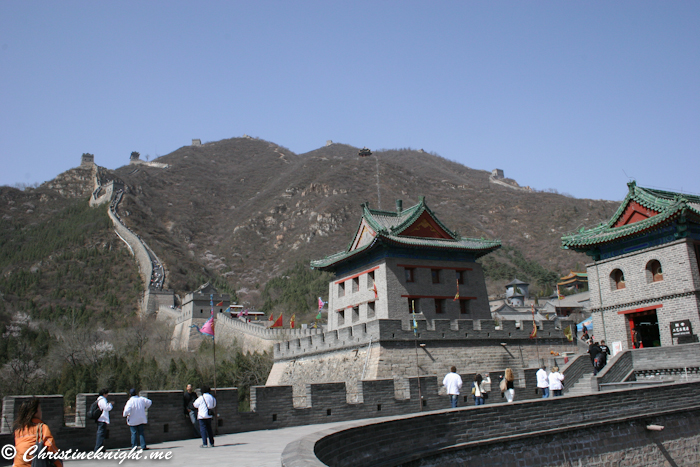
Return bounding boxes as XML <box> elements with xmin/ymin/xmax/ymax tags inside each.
<box><xmin>589</xmin><ymin>341</ymin><xmax>602</xmax><ymax>374</ymax></box>
<box><xmin>183</xmin><ymin>384</ymin><xmax>200</xmax><ymax>437</ymax></box>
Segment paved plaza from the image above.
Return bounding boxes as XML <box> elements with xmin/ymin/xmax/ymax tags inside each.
<box><xmin>35</xmin><ymin>419</ymin><xmax>361</xmax><ymax>467</ymax></box>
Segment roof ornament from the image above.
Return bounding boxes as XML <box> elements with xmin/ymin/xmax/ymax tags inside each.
<box><xmin>358</xmin><ymin>147</ymin><xmax>372</xmax><ymax>157</ymax></box>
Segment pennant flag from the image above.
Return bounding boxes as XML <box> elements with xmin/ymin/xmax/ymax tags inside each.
<box><xmin>563</xmin><ymin>325</ymin><xmax>573</xmax><ymax>342</ymax></box>
<box><xmin>530</xmin><ymin>321</ymin><xmax>538</xmax><ymax>339</ymax></box>
<box><xmin>244</xmin><ymin>309</ymin><xmax>249</xmax><ymax>316</ymax></box>
<box><xmin>271</xmin><ymin>313</ymin><xmax>284</xmax><ymax>328</ymax></box>
<box><xmin>201</xmin><ymin>315</ymin><xmax>215</xmax><ymax>337</ymax></box>
<box><xmin>216</xmin><ymin>301</ymin><xmax>224</xmax><ymax>307</ymax></box>
<box><xmin>290</xmin><ymin>314</ymin><xmax>296</xmax><ymax>329</ymax></box>
<box><xmin>191</xmin><ymin>315</ymin><xmax>215</xmax><ymax>339</ymax></box>
<box><xmin>411</xmin><ymin>300</ymin><xmax>418</xmax><ymax>334</ymax></box>
<box><xmin>268</xmin><ymin>313</ymin><xmax>275</xmax><ymax>322</ymax></box>
<box><xmin>556</xmin><ymin>284</ymin><xmax>564</xmax><ymax>300</ymax></box>
<box><xmin>372</xmin><ymin>283</ymin><xmax>378</xmax><ymax>300</ymax></box>
<box><xmin>318</xmin><ymin>297</ymin><xmax>327</xmax><ymax>311</ymax></box>
<box><xmin>453</xmin><ymin>278</ymin><xmax>460</xmax><ymax>301</ymax></box>
<box><xmin>237</xmin><ymin>309</ymin><xmax>242</xmax><ymax>318</ymax></box>
<box><xmin>312</xmin><ymin>322</ymin><xmax>317</xmax><ymax>329</ymax></box>
<box><xmin>316</xmin><ymin>310</ymin><xmax>322</xmax><ymax>320</ymax></box>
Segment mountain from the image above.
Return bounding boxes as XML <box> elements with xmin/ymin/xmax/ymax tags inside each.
<box><xmin>2</xmin><ymin>136</ymin><xmax>618</xmax><ymax>318</ymax></box>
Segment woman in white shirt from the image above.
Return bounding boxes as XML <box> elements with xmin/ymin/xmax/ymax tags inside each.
<box><xmin>472</xmin><ymin>373</ymin><xmax>491</xmax><ymax>406</ymax></box>
<box><xmin>192</xmin><ymin>385</ymin><xmax>217</xmax><ymax>448</ymax></box>
<box><xmin>548</xmin><ymin>366</ymin><xmax>565</xmax><ymax>397</ymax></box>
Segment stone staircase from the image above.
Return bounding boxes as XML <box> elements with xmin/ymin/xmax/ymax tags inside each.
<box><xmin>565</xmin><ymin>371</ymin><xmax>595</xmax><ymax>396</ymax></box>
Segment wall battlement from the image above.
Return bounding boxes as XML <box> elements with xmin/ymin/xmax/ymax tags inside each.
<box><xmin>274</xmin><ymin>318</ymin><xmax>573</xmax><ymax>360</ymax></box>
<box><xmin>1</xmin><ymin>344</ymin><xmax>698</xmax><ymax>455</ymax></box>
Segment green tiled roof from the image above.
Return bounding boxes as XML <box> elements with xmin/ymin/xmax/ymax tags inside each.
<box><xmin>561</xmin><ymin>181</ymin><xmax>700</xmax><ymax>250</ymax></box>
<box><xmin>311</xmin><ymin>197</ymin><xmax>501</xmax><ymax>269</ymax></box>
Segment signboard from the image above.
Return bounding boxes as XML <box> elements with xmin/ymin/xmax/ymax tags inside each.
<box><xmin>612</xmin><ymin>341</ymin><xmax>623</xmax><ymax>356</ymax></box>
<box><xmin>670</xmin><ymin>320</ymin><xmax>693</xmax><ymax>338</ymax></box>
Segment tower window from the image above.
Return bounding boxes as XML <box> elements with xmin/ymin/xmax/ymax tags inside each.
<box><xmin>646</xmin><ymin>260</ymin><xmax>663</xmax><ymax>283</ymax></box>
<box><xmin>405</xmin><ymin>268</ymin><xmax>415</xmax><ymax>283</ymax></box>
<box><xmin>434</xmin><ymin>299</ymin><xmax>444</xmax><ymax>314</ymax></box>
<box><xmin>431</xmin><ymin>269</ymin><xmax>441</xmax><ymax>284</ymax></box>
<box><xmin>610</xmin><ymin>269</ymin><xmax>626</xmax><ymax>290</ymax></box>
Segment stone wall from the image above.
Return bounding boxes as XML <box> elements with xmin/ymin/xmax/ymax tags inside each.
<box><xmin>129</xmin><ymin>159</ymin><xmax>170</xmax><ymax>169</ymax></box>
<box><xmin>2</xmin><ymin>344</ymin><xmax>699</xmax><ymax>457</ymax></box>
<box><xmin>587</xmin><ymin>239</ymin><xmax>700</xmax><ymax>349</ymax></box>
<box><xmin>108</xmin><ymin>203</ymin><xmax>153</xmax><ymax>315</ymax></box>
<box><xmin>328</xmin><ymin>258</ymin><xmax>492</xmax><ymax>332</ymax></box>
<box><xmin>268</xmin><ymin>318</ymin><xmax>576</xmax><ymax>406</ymax></box>
<box><xmin>286</xmin><ymin>382</ymin><xmax>700</xmax><ymax>467</ymax></box>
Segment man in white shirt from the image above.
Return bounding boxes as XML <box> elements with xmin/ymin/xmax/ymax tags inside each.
<box><xmin>443</xmin><ymin>366</ymin><xmax>463</xmax><ymax>408</ymax></box>
<box><xmin>95</xmin><ymin>388</ymin><xmax>113</xmax><ymax>452</ymax></box>
<box><xmin>193</xmin><ymin>385</ymin><xmax>217</xmax><ymax>448</ymax></box>
<box><xmin>123</xmin><ymin>388</ymin><xmax>153</xmax><ymax>450</ymax></box>
<box><xmin>536</xmin><ymin>365</ymin><xmax>549</xmax><ymax>398</ymax></box>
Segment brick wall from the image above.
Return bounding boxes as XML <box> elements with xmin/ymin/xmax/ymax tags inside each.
<box><xmin>587</xmin><ymin>239</ymin><xmax>700</xmax><ymax>349</ymax></box>
<box><xmin>294</xmin><ymin>382</ymin><xmax>700</xmax><ymax>467</ymax></box>
<box><xmin>3</xmin><ymin>344</ymin><xmax>699</xmax><ymax>456</ymax></box>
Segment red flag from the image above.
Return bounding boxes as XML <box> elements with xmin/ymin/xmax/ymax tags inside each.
<box><xmin>268</xmin><ymin>313</ymin><xmax>274</xmax><ymax>322</ymax></box>
<box><xmin>372</xmin><ymin>283</ymin><xmax>378</xmax><ymax>299</ymax></box>
<box><xmin>271</xmin><ymin>314</ymin><xmax>284</xmax><ymax>328</ymax></box>
<box><xmin>290</xmin><ymin>314</ymin><xmax>295</xmax><ymax>329</ymax></box>
<box><xmin>216</xmin><ymin>301</ymin><xmax>224</xmax><ymax>307</ymax></box>
<box><xmin>453</xmin><ymin>278</ymin><xmax>460</xmax><ymax>301</ymax></box>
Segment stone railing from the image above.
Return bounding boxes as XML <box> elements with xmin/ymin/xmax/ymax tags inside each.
<box><xmin>282</xmin><ymin>381</ymin><xmax>700</xmax><ymax>467</ymax></box>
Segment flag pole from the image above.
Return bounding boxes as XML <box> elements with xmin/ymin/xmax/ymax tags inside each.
<box><xmin>532</xmin><ymin>304</ymin><xmax>541</xmax><ymax>366</ymax></box>
<box><xmin>210</xmin><ymin>294</ymin><xmax>218</xmax><ymax>434</ymax></box>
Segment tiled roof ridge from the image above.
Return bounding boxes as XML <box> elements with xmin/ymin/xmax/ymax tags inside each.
<box><xmin>561</xmin><ymin>181</ymin><xmax>700</xmax><ymax>249</ymax></box>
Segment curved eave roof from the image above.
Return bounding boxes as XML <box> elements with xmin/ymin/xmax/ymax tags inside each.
<box><xmin>561</xmin><ymin>182</ymin><xmax>700</xmax><ymax>250</ymax></box>
<box><xmin>311</xmin><ymin>235</ymin><xmax>501</xmax><ymax>269</ymax></box>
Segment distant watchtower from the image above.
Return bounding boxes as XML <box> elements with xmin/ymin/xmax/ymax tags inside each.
<box><xmin>491</xmin><ymin>169</ymin><xmax>504</xmax><ymax>179</ymax></box>
<box><xmin>192</xmin><ymin>139</ymin><xmax>201</xmax><ymax>146</ymax></box>
<box><xmin>80</xmin><ymin>153</ymin><xmax>95</xmax><ymax>168</ymax></box>
<box><xmin>130</xmin><ymin>151</ymin><xmax>140</xmax><ymax>161</ymax></box>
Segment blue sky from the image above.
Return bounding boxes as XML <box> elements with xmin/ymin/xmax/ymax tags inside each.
<box><xmin>1</xmin><ymin>1</ymin><xmax>698</xmax><ymax>201</ymax></box>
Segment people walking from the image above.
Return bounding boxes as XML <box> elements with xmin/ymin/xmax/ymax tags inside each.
<box><xmin>536</xmin><ymin>365</ymin><xmax>549</xmax><ymax>398</ymax></box>
<box><xmin>184</xmin><ymin>384</ymin><xmax>201</xmax><ymax>437</ymax></box>
<box><xmin>12</xmin><ymin>398</ymin><xmax>63</xmax><ymax>467</ymax></box>
<box><xmin>588</xmin><ymin>341</ymin><xmax>602</xmax><ymax>374</ymax></box>
<box><xmin>472</xmin><ymin>373</ymin><xmax>491</xmax><ymax>406</ymax></box>
<box><xmin>443</xmin><ymin>366</ymin><xmax>463</xmax><ymax>408</ymax></box>
<box><xmin>632</xmin><ymin>328</ymin><xmax>643</xmax><ymax>349</ymax></box>
<box><xmin>95</xmin><ymin>388</ymin><xmax>113</xmax><ymax>452</ymax></box>
<box><xmin>123</xmin><ymin>388</ymin><xmax>152</xmax><ymax>450</ymax></box>
<box><xmin>193</xmin><ymin>385</ymin><xmax>217</xmax><ymax>448</ymax></box>
<box><xmin>549</xmin><ymin>366</ymin><xmax>565</xmax><ymax>397</ymax></box>
<box><xmin>501</xmin><ymin>368</ymin><xmax>515</xmax><ymax>403</ymax></box>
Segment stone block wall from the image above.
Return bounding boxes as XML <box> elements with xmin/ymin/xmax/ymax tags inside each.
<box><xmin>300</xmin><ymin>381</ymin><xmax>700</xmax><ymax>467</ymax></box>
<box><xmin>384</xmin><ymin>257</ymin><xmax>491</xmax><ymax>326</ymax></box>
<box><xmin>587</xmin><ymin>239</ymin><xmax>700</xmax><ymax>349</ymax></box>
<box><xmin>108</xmin><ymin>207</ymin><xmax>153</xmax><ymax>315</ymax></box>
<box><xmin>327</xmin><ymin>257</ymin><xmax>491</xmax><ymax>331</ymax></box>
<box><xmin>3</xmin><ymin>345</ymin><xmax>698</xmax><ymax>456</ymax></box>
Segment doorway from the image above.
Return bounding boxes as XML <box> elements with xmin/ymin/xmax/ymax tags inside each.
<box><xmin>627</xmin><ymin>309</ymin><xmax>661</xmax><ymax>348</ymax></box>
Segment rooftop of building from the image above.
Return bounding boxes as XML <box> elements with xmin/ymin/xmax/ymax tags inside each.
<box><xmin>562</xmin><ymin>181</ymin><xmax>700</xmax><ymax>251</ymax></box>
<box><xmin>311</xmin><ymin>197</ymin><xmax>501</xmax><ymax>270</ymax></box>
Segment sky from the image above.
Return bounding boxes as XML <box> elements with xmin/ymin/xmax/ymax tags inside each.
<box><xmin>1</xmin><ymin>1</ymin><xmax>698</xmax><ymax>201</ymax></box>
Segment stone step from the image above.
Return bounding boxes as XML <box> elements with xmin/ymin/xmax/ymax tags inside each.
<box><xmin>565</xmin><ymin>372</ymin><xmax>595</xmax><ymax>396</ymax></box>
